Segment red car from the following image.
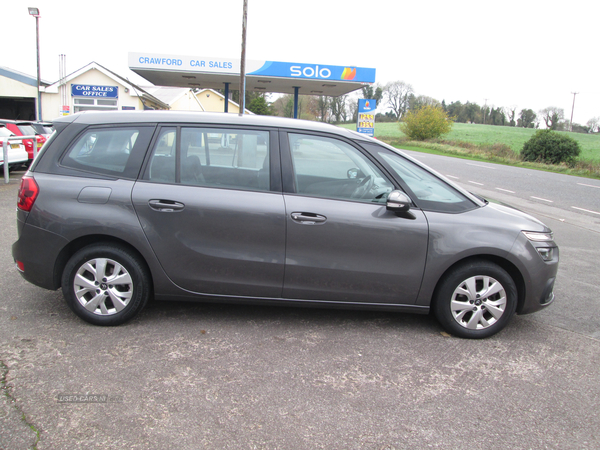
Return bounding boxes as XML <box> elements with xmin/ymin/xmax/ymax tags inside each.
<box><xmin>0</xmin><ymin>119</ymin><xmax>47</xmax><ymax>164</ymax></box>
<box><xmin>0</xmin><ymin>125</ymin><xmax>29</xmax><ymax>169</ymax></box>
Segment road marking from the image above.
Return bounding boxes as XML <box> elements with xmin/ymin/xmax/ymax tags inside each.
<box><xmin>468</xmin><ymin>181</ymin><xmax>484</xmax><ymax>186</ymax></box>
<box><xmin>446</xmin><ymin>175</ymin><xmax>459</xmax><ymax>179</ymax></box>
<box><xmin>572</xmin><ymin>206</ymin><xmax>600</xmax><ymax>216</ymax></box>
<box><xmin>466</xmin><ymin>163</ymin><xmax>496</xmax><ymax>169</ymax></box>
<box><xmin>496</xmin><ymin>188</ymin><xmax>515</xmax><ymax>193</ymax></box>
<box><xmin>577</xmin><ymin>183</ymin><xmax>600</xmax><ymax>189</ymax></box>
<box><xmin>531</xmin><ymin>196</ymin><xmax>553</xmax><ymax>203</ymax></box>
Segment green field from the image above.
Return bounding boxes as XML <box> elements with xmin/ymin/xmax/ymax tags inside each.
<box><xmin>341</xmin><ymin>122</ymin><xmax>600</xmax><ymax>162</ymax></box>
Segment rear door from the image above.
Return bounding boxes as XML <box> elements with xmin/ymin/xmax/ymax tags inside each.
<box><xmin>281</xmin><ymin>132</ymin><xmax>429</xmax><ymax>304</ymax></box>
<box><xmin>132</xmin><ymin>125</ymin><xmax>286</xmax><ymax>298</ymax></box>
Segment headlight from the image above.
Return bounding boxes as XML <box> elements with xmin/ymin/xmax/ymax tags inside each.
<box><xmin>522</xmin><ymin>231</ymin><xmax>556</xmax><ymax>261</ymax></box>
<box><xmin>522</xmin><ymin>231</ymin><xmax>554</xmax><ymax>242</ymax></box>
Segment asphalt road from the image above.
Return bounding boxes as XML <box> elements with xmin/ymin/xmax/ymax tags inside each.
<box><xmin>403</xmin><ymin>150</ymin><xmax>600</xmax><ymax>220</ymax></box>
<box><xmin>1</xmin><ymin>161</ymin><xmax>599</xmax><ymax>450</ymax></box>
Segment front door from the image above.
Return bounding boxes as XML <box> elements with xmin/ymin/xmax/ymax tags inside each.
<box><xmin>282</xmin><ymin>133</ymin><xmax>429</xmax><ymax>305</ymax></box>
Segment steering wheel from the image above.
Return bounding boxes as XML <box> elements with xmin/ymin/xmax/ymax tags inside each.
<box><xmin>351</xmin><ymin>175</ymin><xmax>374</xmax><ymax>199</ymax></box>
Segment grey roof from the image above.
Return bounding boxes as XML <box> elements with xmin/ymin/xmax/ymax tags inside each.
<box><xmin>0</xmin><ymin>66</ymin><xmax>51</xmax><ymax>87</ymax></box>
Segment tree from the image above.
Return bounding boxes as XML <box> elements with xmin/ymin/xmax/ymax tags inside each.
<box><xmin>445</xmin><ymin>101</ymin><xmax>465</xmax><ymax>122</ymax></box>
<box><xmin>517</xmin><ymin>109</ymin><xmax>537</xmax><ymax>128</ymax></box>
<box><xmin>570</xmin><ymin>123</ymin><xmax>590</xmax><ymax>134</ymax></box>
<box><xmin>463</xmin><ymin>102</ymin><xmax>482</xmax><ymax>124</ymax></box>
<box><xmin>586</xmin><ymin>117</ymin><xmax>600</xmax><ymax>133</ymax></box>
<box><xmin>521</xmin><ymin>129</ymin><xmax>581</xmax><ymax>166</ymax></box>
<box><xmin>316</xmin><ymin>96</ymin><xmax>331</xmax><ymax>122</ymax></box>
<box><xmin>246</xmin><ymin>95</ymin><xmax>273</xmax><ymax>116</ymax></box>
<box><xmin>225</xmin><ymin>90</ymin><xmax>264</xmax><ymax>111</ymax></box>
<box><xmin>330</xmin><ymin>95</ymin><xmax>348</xmax><ymax>123</ymax></box>
<box><xmin>409</xmin><ymin>95</ymin><xmax>441</xmax><ymax>111</ymax></box>
<box><xmin>349</xmin><ymin>98</ymin><xmax>359</xmax><ymax>123</ymax></box>
<box><xmin>504</xmin><ymin>106</ymin><xmax>517</xmax><ymax>127</ymax></box>
<box><xmin>489</xmin><ymin>107</ymin><xmax>506</xmax><ymax>126</ymax></box>
<box><xmin>283</xmin><ymin>96</ymin><xmax>295</xmax><ymax>118</ymax></box>
<box><xmin>400</xmin><ymin>105</ymin><xmax>454</xmax><ymax>141</ymax></box>
<box><xmin>361</xmin><ymin>85</ymin><xmax>383</xmax><ymax>106</ymax></box>
<box><xmin>384</xmin><ymin>81</ymin><xmax>413</xmax><ymax>120</ymax></box>
<box><xmin>539</xmin><ymin>107</ymin><xmax>564</xmax><ymax>130</ymax></box>
<box><xmin>271</xmin><ymin>94</ymin><xmax>309</xmax><ymax>119</ymax></box>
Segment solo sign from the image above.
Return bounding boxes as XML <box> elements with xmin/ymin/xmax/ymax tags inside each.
<box><xmin>357</xmin><ymin>99</ymin><xmax>376</xmax><ymax>137</ymax></box>
<box><xmin>71</xmin><ymin>84</ymin><xmax>119</xmax><ymax>98</ymax></box>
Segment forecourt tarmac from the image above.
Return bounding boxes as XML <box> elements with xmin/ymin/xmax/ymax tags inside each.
<box><xmin>1</xmin><ymin>159</ymin><xmax>599</xmax><ymax>450</ymax></box>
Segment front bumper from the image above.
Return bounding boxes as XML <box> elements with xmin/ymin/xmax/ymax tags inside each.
<box><xmin>510</xmin><ymin>232</ymin><xmax>559</xmax><ymax>315</ymax></box>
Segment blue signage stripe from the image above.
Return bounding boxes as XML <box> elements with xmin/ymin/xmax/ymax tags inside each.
<box><xmin>248</xmin><ymin>62</ymin><xmax>376</xmax><ymax>83</ymax></box>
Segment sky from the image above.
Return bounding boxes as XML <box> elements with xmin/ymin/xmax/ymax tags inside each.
<box><xmin>3</xmin><ymin>0</ymin><xmax>599</xmax><ymax>124</ymax></box>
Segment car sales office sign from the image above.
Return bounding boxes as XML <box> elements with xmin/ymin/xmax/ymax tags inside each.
<box><xmin>71</xmin><ymin>84</ymin><xmax>118</xmax><ymax>98</ymax></box>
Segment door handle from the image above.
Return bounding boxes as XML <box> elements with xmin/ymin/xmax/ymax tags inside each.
<box><xmin>148</xmin><ymin>199</ymin><xmax>185</xmax><ymax>212</ymax></box>
<box><xmin>291</xmin><ymin>212</ymin><xmax>327</xmax><ymax>224</ymax></box>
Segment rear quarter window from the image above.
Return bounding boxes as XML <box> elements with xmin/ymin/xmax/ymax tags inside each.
<box><xmin>61</xmin><ymin>126</ymin><xmax>154</xmax><ymax>179</ymax></box>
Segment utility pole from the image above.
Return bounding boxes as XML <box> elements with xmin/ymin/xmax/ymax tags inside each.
<box><xmin>239</xmin><ymin>0</ymin><xmax>248</xmax><ymax>116</ymax></box>
<box><xmin>570</xmin><ymin>92</ymin><xmax>579</xmax><ymax>132</ymax></box>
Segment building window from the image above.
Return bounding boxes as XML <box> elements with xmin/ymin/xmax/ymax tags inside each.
<box><xmin>73</xmin><ymin>98</ymin><xmax>118</xmax><ymax>113</ymax></box>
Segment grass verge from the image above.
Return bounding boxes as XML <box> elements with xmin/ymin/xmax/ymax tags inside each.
<box><xmin>339</xmin><ymin>122</ymin><xmax>600</xmax><ymax>179</ymax></box>
<box><xmin>382</xmin><ymin>136</ymin><xmax>600</xmax><ymax>180</ymax></box>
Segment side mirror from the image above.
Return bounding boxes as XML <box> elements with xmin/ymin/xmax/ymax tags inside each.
<box><xmin>347</xmin><ymin>168</ymin><xmax>359</xmax><ymax>179</ymax></box>
<box><xmin>386</xmin><ymin>190</ymin><xmax>412</xmax><ymax>212</ymax></box>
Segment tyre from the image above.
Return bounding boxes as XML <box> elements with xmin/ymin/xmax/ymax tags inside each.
<box><xmin>61</xmin><ymin>244</ymin><xmax>151</xmax><ymax>326</ymax></box>
<box><xmin>432</xmin><ymin>260</ymin><xmax>517</xmax><ymax>339</ymax></box>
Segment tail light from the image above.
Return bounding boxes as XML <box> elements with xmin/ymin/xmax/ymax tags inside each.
<box><xmin>17</xmin><ymin>175</ymin><xmax>39</xmax><ymax>212</ymax></box>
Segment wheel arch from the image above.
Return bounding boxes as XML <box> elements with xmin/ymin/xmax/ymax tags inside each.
<box><xmin>53</xmin><ymin>234</ymin><xmax>153</xmax><ymax>291</ymax></box>
<box><xmin>430</xmin><ymin>254</ymin><xmax>526</xmax><ymax>313</ymax></box>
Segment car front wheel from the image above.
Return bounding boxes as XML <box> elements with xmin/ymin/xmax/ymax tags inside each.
<box><xmin>432</xmin><ymin>260</ymin><xmax>517</xmax><ymax>339</ymax></box>
<box><xmin>61</xmin><ymin>244</ymin><xmax>151</xmax><ymax>326</ymax></box>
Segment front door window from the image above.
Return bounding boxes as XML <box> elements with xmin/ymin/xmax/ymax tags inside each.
<box><xmin>288</xmin><ymin>133</ymin><xmax>393</xmax><ymax>202</ymax></box>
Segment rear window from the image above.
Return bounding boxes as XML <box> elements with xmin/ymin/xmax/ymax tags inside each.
<box><xmin>17</xmin><ymin>124</ymin><xmax>37</xmax><ymax>136</ymax></box>
<box><xmin>30</xmin><ymin>123</ymin><xmax>52</xmax><ymax>134</ymax></box>
<box><xmin>61</xmin><ymin>126</ymin><xmax>154</xmax><ymax>178</ymax></box>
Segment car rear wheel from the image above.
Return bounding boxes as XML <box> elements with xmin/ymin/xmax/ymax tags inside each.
<box><xmin>432</xmin><ymin>260</ymin><xmax>517</xmax><ymax>339</ymax></box>
<box><xmin>62</xmin><ymin>244</ymin><xmax>150</xmax><ymax>326</ymax></box>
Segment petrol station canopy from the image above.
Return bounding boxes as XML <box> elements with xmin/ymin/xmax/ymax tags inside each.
<box><xmin>128</xmin><ymin>52</ymin><xmax>376</xmax><ymax>98</ymax></box>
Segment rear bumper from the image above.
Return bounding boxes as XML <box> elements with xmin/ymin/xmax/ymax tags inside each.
<box><xmin>12</xmin><ymin>221</ymin><xmax>69</xmax><ymax>291</ymax></box>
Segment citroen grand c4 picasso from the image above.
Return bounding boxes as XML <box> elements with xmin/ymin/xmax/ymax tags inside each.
<box><xmin>12</xmin><ymin>111</ymin><xmax>558</xmax><ymax>338</ymax></box>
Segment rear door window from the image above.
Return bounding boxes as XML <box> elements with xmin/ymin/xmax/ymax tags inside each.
<box><xmin>146</xmin><ymin>126</ymin><xmax>272</xmax><ymax>192</ymax></box>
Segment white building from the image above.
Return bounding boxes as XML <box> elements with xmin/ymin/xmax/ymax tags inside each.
<box><xmin>1</xmin><ymin>62</ymin><xmax>248</xmax><ymax>121</ymax></box>
<box><xmin>42</xmin><ymin>62</ymin><xmax>169</xmax><ymax>118</ymax></box>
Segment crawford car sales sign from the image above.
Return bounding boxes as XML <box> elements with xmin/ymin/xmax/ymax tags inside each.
<box><xmin>71</xmin><ymin>84</ymin><xmax>119</xmax><ymax>98</ymax></box>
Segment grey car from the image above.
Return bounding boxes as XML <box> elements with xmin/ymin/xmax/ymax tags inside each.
<box><xmin>12</xmin><ymin>111</ymin><xmax>558</xmax><ymax>338</ymax></box>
